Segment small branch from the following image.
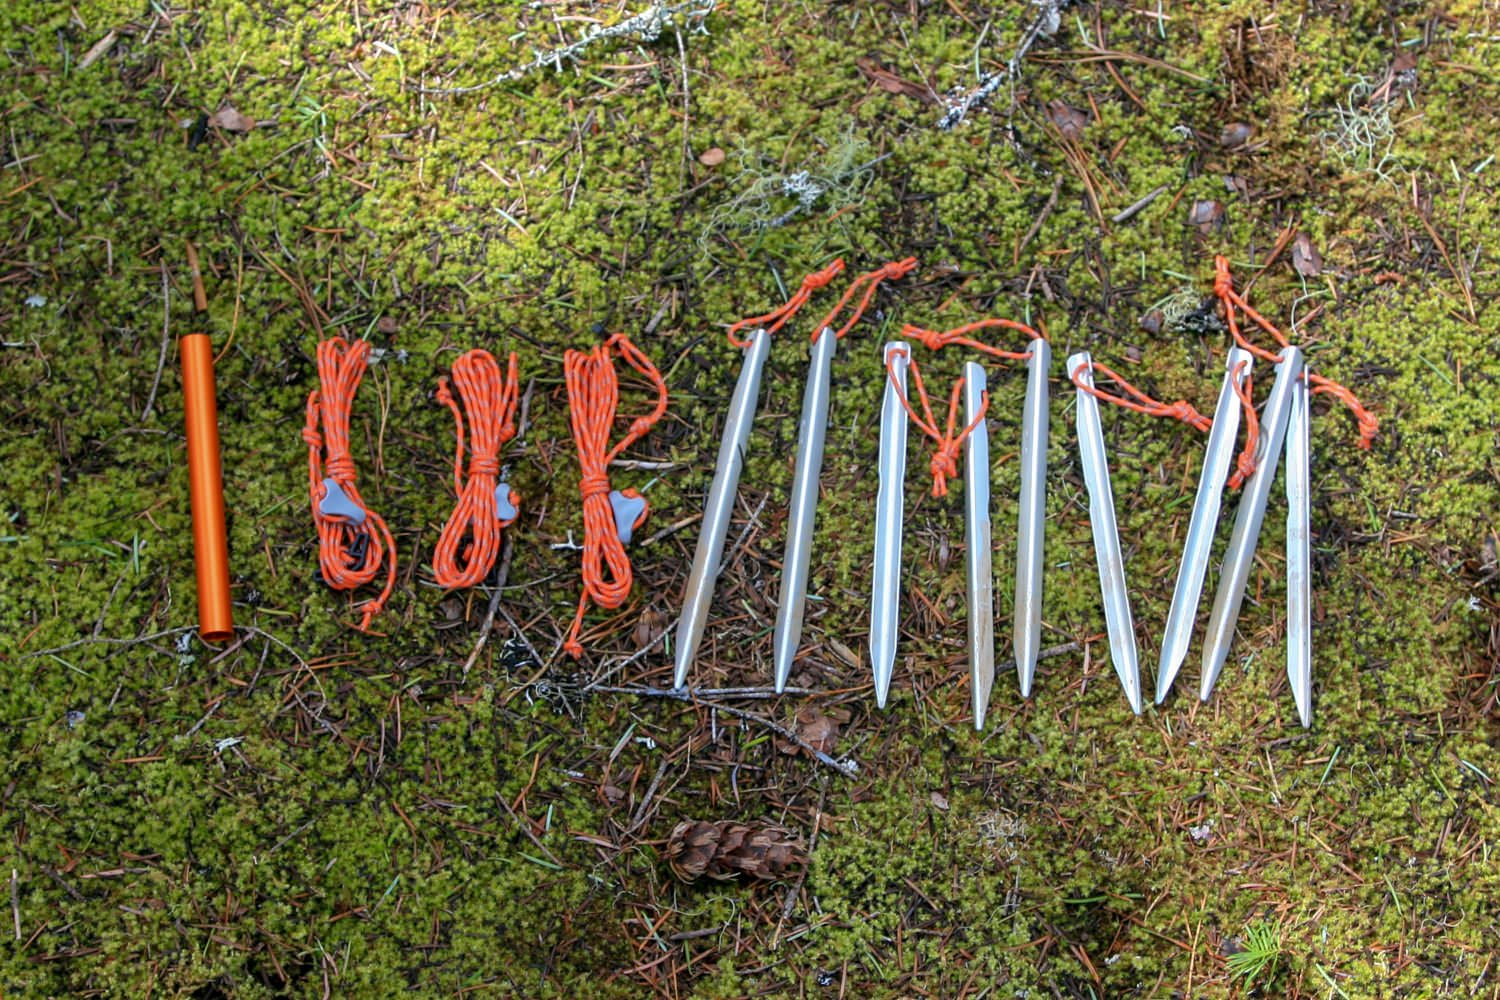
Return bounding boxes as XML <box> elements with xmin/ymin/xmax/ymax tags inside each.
<box><xmin>462</xmin><ymin>374</ymin><xmax>536</xmax><ymax>676</ymax></box>
<box><xmin>23</xmin><ymin>626</ymin><xmax>194</xmax><ymax>658</ymax></box>
<box><xmin>496</xmin><ymin>792</ymin><xmax>563</xmax><ymax>866</ymax></box>
<box><xmin>1111</xmin><ymin>183</ymin><xmax>1168</xmax><ymax>224</ymax></box>
<box><xmin>626</xmin><ymin>758</ymin><xmax>670</xmax><ymax>833</ymax></box>
<box><xmin>141</xmin><ymin>264</ymin><xmax>171</xmax><ymax>422</ymax></box>
<box><xmin>1015</xmin><ymin>175</ymin><xmax>1063</xmax><ymax>265</ymax></box>
<box><xmin>417</xmin><ymin>0</ymin><xmax>714</xmax><ymax>96</ymax></box>
<box><xmin>462</xmin><ymin>535</ymin><xmax>516</xmax><ymax>677</ymax></box>
<box><xmin>594</xmin><ymin>685</ymin><xmax>859</xmax><ymax>778</ymax></box>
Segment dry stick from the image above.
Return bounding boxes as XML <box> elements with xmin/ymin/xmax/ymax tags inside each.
<box><xmin>639</xmin><ymin>512</ymin><xmax>700</xmax><ymax>548</ymax></box>
<box><xmin>10</xmin><ymin>868</ymin><xmax>19</xmax><ymax>941</ymax></box>
<box><xmin>627</xmin><ymin>757</ymin><xmax>671</xmax><ymax>834</ymax></box>
<box><xmin>773</xmin><ymin>780</ymin><xmax>827</xmax><ymax>948</ymax></box>
<box><xmin>1414</xmin><ymin>210</ymin><xmax>1478</xmax><ymax>323</ymax></box>
<box><xmin>184</xmin><ymin>239</ymin><xmax>209</xmax><ymax>311</ymax></box>
<box><xmin>591</xmin><ymin>685</ymin><xmax>859</xmax><ymax>778</ymax></box>
<box><xmin>141</xmin><ymin>264</ymin><xmax>171</xmax><ymax>421</ymax></box>
<box><xmin>583</xmin><ymin>625</ymin><xmax>669</xmax><ymax>691</ymax></box>
<box><xmin>1038</xmin><ymin>640</ymin><xmax>1081</xmax><ymax>661</ymax></box>
<box><xmin>495</xmin><ymin>791</ymin><xmax>563</xmax><ymax>866</ymax></box>
<box><xmin>717</xmin><ymin>493</ymin><xmax>770</xmax><ymax>576</ymax></box>
<box><xmin>1111</xmin><ymin>183</ymin><xmax>1168</xmax><ymax>223</ymax></box>
<box><xmin>676</xmin><ymin>24</ymin><xmax>692</xmax><ymax>186</ymax></box>
<box><xmin>461</xmin><ymin>535</ymin><xmax>516</xmax><ymax>676</ymax></box>
<box><xmin>460</xmin><ymin>376</ymin><xmax>536</xmax><ymax>675</ymax></box>
<box><xmin>1014</xmin><ymin>175</ymin><xmax>1063</xmax><ymax>266</ymax></box>
<box><xmin>23</xmin><ymin>626</ymin><xmax>194</xmax><ymax>658</ymax></box>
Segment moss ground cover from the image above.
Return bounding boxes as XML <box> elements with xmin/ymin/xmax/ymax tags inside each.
<box><xmin>1</xmin><ymin>0</ymin><xmax>1496</xmax><ymax>996</ymax></box>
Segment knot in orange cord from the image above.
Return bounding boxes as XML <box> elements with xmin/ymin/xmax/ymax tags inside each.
<box><xmin>1072</xmin><ymin>359</ymin><xmax>1212</xmax><ymax>433</ymax></box>
<box><xmin>928</xmin><ymin>438</ymin><xmax>964</xmax><ymax>496</ymax></box>
<box><xmin>726</xmin><ymin>260</ymin><xmax>846</xmax><ymax>348</ymax></box>
<box><xmin>813</xmin><ymin>257</ymin><xmax>919</xmax><ymax>340</ymax></box>
<box><xmin>563</xmin><ymin>332</ymin><xmax>669</xmax><ymax>658</ymax></box>
<box><xmin>1213</xmin><ymin>255</ymin><xmax>1379</xmax><ymax>449</ymax></box>
<box><xmin>886</xmin><ymin>352</ymin><xmax>988</xmax><ymax>498</ymax></box>
<box><xmin>304</xmin><ymin>337</ymin><xmax>397</xmax><ymax>632</ymax></box>
<box><xmin>900</xmin><ymin>317</ymin><xmax>1044</xmax><ymax>360</ymax></box>
<box><xmin>432</xmin><ymin>349</ymin><xmax>521</xmax><ymax>590</ymax></box>
<box><xmin>1212</xmin><ymin>255</ymin><xmax>1236</xmax><ymax>301</ymax></box>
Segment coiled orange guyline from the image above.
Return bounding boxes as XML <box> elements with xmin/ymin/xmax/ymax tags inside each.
<box><xmin>433</xmin><ymin>349</ymin><xmax>522</xmax><ymax>590</ymax></box>
<box><xmin>563</xmin><ymin>332</ymin><xmax>669</xmax><ymax>658</ymax></box>
<box><xmin>303</xmin><ymin>337</ymin><xmax>397</xmax><ymax>632</ymax></box>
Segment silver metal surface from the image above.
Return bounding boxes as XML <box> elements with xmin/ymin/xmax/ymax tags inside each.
<box><xmin>1013</xmin><ymin>338</ymin><xmax>1050</xmax><ymax>698</ymax></box>
<box><xmin>673</xmin><ymin>327</ymin><xmax>771</xmax><ymax>689</ymax></box>
<box><xmin>1200</xmin><ymin>346</ymin><xmax>1304</xmax><ymax>702</ymax></box>
<box><xmin>1070</xmin><ymin>352</ymin><xmax>1142</xmax><ymax>714</ymax></box>
<box><xmin>964</xmin><ymin>362</ymin><xmax>995</xmax><ymax>730</ymax></box>
<box><xmin>1156</xmin><ymin>346</ymin><xmax>1254</xmax><ymax>703</ymax></box>
<box><xmin>1285</xmin><ymin>367</ymin><xmax>1312</xmax><ymax>727</ymax></box>
<box><xmin>870</xmin><ymin>343</ymin><xmax>910</xmax><ymax>709</ymax></box>
<box><xmin>773</xmin><ymin>326</ymin><xmax>836</xmax><ymax>693</ymax></box>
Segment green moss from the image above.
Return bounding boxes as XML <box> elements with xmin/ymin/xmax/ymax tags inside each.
<box><xmin>1</xmin><ymin>0</ymin><xmax>1497</xmax><ymax>996</ymax></box>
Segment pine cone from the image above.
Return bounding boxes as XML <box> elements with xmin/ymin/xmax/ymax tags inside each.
<box><xmin>665</xmin><ymin>820</ymin><xmax>807</xmax><ymax>883</ymax></box>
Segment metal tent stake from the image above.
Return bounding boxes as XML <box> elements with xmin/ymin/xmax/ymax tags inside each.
<box><xmin>772</xmin><ymin>326</ymin><xmax>836</xmax><ymax>692</ymax></box>
<box><xmin>1156</xmin><ymin>346</ymin><xmax>1254</xmax><ymax>702</ymax></box>
<box><xmin>674</xmin><ymin>326</ymin><xmax>771</xmax><ymax>688</ymax></box>
<box><xmin>870</xmin><ymin>343</ymin><xmax>910</xmax><ymax>709</ymax></box>
<box><xmin>1070</xmin><ymin>352</ymin><xmax>1143</xmax><ymax>714</ymax></box>
<box><xmin>1285</xmin><ymin>367</ymin><xmax>1313</xmax><ymax>727</ymax></box>
<box><xmin>1200</xmin><ymin>346</ymin><xmax>1303</xmax><ymax>702</ymax></box>
<box><xmin>963</xmin><ymin>362</ymin><xmax>995</xmax><ymax>730</ymax></box>
<box><xmin>1013</xmin><ymin>338</ymin><xmax>1050</xmax><ymax>697</ymax></box>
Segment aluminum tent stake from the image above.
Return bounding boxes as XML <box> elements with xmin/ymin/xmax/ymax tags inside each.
<box><xmin>673</xmin><ymin>326</ymin><xmax>771</xmax><ymax>688</ymax></box>
<box><xmin>767</xmin><ymin>257</ymin><xmax>915</xmax><ymax>691</ymax></box>
<box><xmin>1285</xmin><ymin>367</ymin><xmax>1313</xmax><ymax>727</ymax></box>
<box><xmin>773</xmin><ymin>325</ymin><xmax>836</xmax><ymax>692</ymax></box>
<box><xmin>964</xmin><ymin>362</ymin><xmax>996</xmax><ymax>729</ymax></box>
<box><xmin>1200</xmin><ymin>346</ymin><xmax>1304</xmax><ymax>702</ymax></box>
<box><xmin>1013</xmin><ymin>337</ymin><xmax>1050</xmax><ymax>697</ymax></box>
<box><xmin>1069</xmin><ymin>352</ymin><xmax>1142</xmax><ymax>714</ymax></box>
<box><xmin>1156</xmin><ymin>346</ymin><xmax>1254</xmax><ymax>703</ymax></box>
<box><xmin>869</xmin><ymin>343</ymin><xmax>910</xmax><ymax>709</ymax></box>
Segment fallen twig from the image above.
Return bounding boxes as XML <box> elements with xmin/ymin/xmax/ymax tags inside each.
<box><xmin>592</xmin><ymin>685</ymin><xmax>859</xmax><ymax>778</ymax></box>
<box><xmin>417</xmin><ymin>0</ymin><xmax>714</xmax><ymax>96</ymax></box>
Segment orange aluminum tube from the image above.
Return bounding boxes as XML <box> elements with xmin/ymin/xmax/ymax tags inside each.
<box><xmin>180</xmin><ymin>332</ymin><xmax>234</xmax><ymax>642</ymax></box>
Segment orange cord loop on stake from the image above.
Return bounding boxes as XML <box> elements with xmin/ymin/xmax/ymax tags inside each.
<box><xmin>812</xmin><ymin>257</ymin><xmax>919</xmax><ymax>340</ymax></box>
<box><xmin>1213</xmin><ymin>254</ymin><xmax>1379</xmax><ymax>449</ymax></box>
<box><xmin>303</xmin><ymin>337</ymin><xmax>397</xmax><ymax>632</ymax></box>
<box><xmin>563</xmin><ymin>332</ymin><xmax>669</xmax><ymax>658</ymax></box>
<box><xmin>726</xmin><ymin>260</ymin><xmax>846</xmax><ymax>347</ymax></box>
<box><xmin>885</xmin><ymin>349</ymin><xmax>989</xmax><ymax>498</ymax></box>
<box><xmin>1069</xmin><ymin>359</ymin><xmax>1212</xmax><ymax>433</ymax></box>
<box><xmin>900</xmin><ymin>317</ymin><xmax>1046</xmax><ymax>361</ymax></box>
<box><xmin>432</xmin><ymin>349</ymin><xmax>521</xmax><ymax>590</ymax></box>
<box><xmin>1227</xmin><ymin>359</ymin><xmax>1260</xmax><ymax>490</ymax></box>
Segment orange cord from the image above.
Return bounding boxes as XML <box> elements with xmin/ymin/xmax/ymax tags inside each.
<box><xmin>1213</xmin><ymin>255</ymin><xmax>1378</xmax><ymax>448</ymax></box>
<box><xmin>1227</xmin><ymin>360</ymin><xmax>1260</xmax><ymax>490</ymax></box>
<box><xmin>811</xmin><ymin>258</ymin><xmax>919</xmax><ymax>340</ymax></box>
<box><xmin>900</xmin><ymin>317</ymin><xmax>1046</xmax><ymax>361</ymax></box>
<box><xmin>562</xmin><ymin>332</ymin><xmax>669</xmax><ymax>658</ymax></box>
<box><xmin>303</xmin><ymin>337</ymin><xmax>397</xmax><ymax>632</ymax></box>
<box><xmin>1069</xmin><ymin>358</ymin><xmax>1212</xmax><ymax>433</ymax></box>
<box><xmin>726</xmin><ymin>260</ymin><xmax>846</xmax><ymax>348</ymax></box>
<box><xmin>432</xmin><ymin>349</ymin><xmax>521</xmax><ymax>590</ymax></box>
<box><xmin>885</xmin><ymin>348</ymin><xmax>989</xmax><ymax>498</ymax></box>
